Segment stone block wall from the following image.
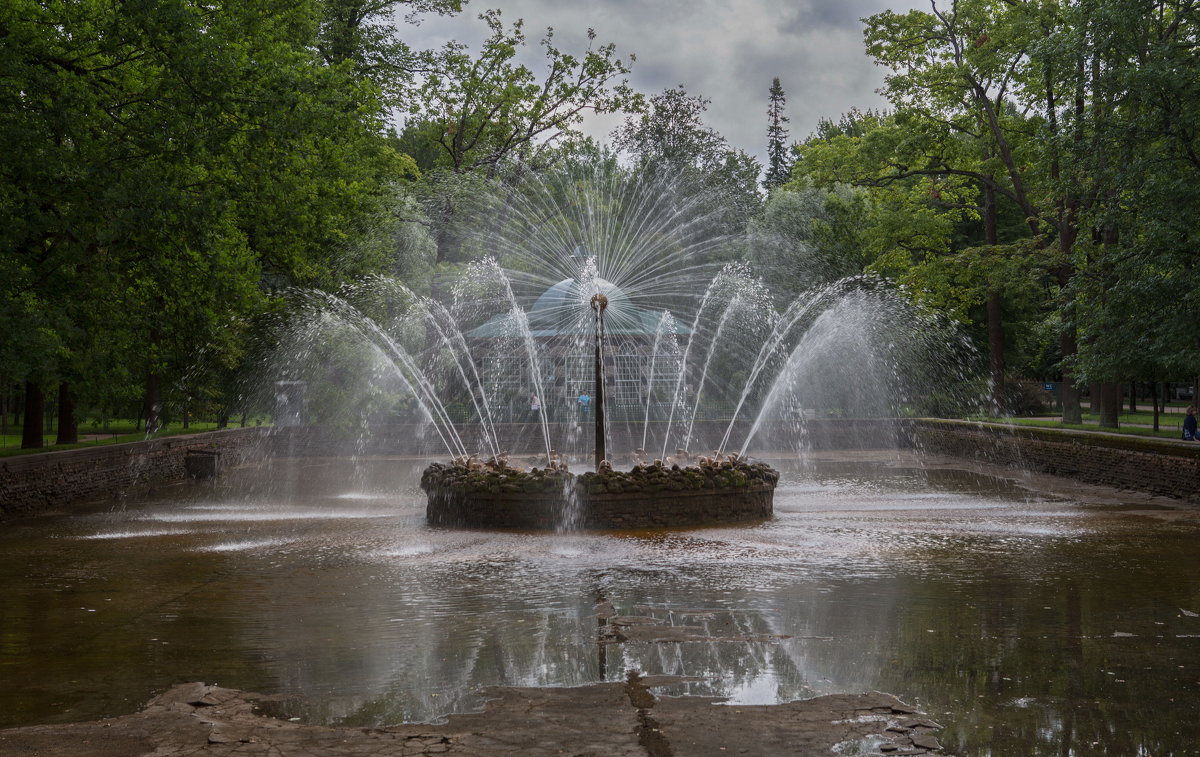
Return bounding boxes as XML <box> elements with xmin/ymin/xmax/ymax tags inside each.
<box><xmin>7</xmin><ymin>418</ymin><xmax>1196</xmax><ymax>520</ymax></box>
<box><xmin>425</xmin><ymin>484</ymin><xmax>774</xmax><ymax>530</ymax></box>
<box><xmin>914</xmin><ymin>419</ymin><xmax>1200</xmax><ymax>504</ymax></box>
<box><xmin>585</xmin><ymin>486</ymin><xmax>774</xmax><ymax>529</ymax></box>
<box><xmin>0</xmin><ymin>428</ymin><xmax>270</xmax><ymax>518</ymax></box>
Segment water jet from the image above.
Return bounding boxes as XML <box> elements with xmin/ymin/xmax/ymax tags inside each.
<box><xmin>272</xmin><ymin>164</ymin><xmax>955</xmax><ymax>530</ymax></box>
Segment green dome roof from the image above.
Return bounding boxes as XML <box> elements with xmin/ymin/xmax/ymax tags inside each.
<box><xmin>528</xmin><ymin>277</ymin><xmax>628</xmax><ymax>314</ymax></box>
<box><xmin>468</xmin><ymin>278</ymin><xmax>684</xmax><ymax>339</ymax></box>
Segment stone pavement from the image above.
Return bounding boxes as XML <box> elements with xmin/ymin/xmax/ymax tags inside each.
<box><xmin>0</xmin><ymin>679</ymin><xmax>950</xmax><ymax>756</ymax></box>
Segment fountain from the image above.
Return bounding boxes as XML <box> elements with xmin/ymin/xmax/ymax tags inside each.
<box><xmin>269</xmin><ymin>162</ymin><xmax>961</xmax><ymax>530</ymax></box>
<box><xmin>419</xmin><ymin>264</ymin><xmax>780</xmax><ymax>529</ymax></box>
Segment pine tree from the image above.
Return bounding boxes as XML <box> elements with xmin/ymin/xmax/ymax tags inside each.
<box><xmin>764</xmin><ymin>77</ymin><xmax>792</xmax><ymax>190</ymax></box>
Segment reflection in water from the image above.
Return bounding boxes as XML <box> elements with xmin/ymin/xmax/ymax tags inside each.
<box><xmin>1</xmin><ymin>455</ymin><xmax>1198</xmax><ymax>756</ymax></box>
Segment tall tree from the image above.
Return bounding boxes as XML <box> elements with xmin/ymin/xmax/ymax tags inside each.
<box><xmin>411</xmin><ymin>10</ymin><xmax>639</xmax><ymax>175</ymax></box>
<box><xmin>1</xmin><ymin>0</ymin><xmax>403</xmax><ymax>442</ymax></box>
<box><xmin>764</xmin><ymin>77</ymin><xmax>792</xmax><ymax>191</ymax></box>
<box><xmin>317</xmin><ymin>0</ymin><xmax>464</xmax><ymax>103</ymax></box>
<box><xmin>1051</xmin><ymin>0</ymin><xmax>1200</xmax><ymax>416</ymax></box>
<box><xmin>612</xmin><ymin>86</ymin><xmax>763</xmax><ymax>238</ymax></box>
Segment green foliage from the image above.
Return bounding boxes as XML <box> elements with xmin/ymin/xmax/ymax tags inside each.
<box><xmin>748</xmin><ymin>186</ymin><xmax>872</xmax><ymax>299</ymax></box>
<box><xmin>786</xmin><ymin>0</ymin><xmax>1198</xmax><ymax>405</ymax></box>
<box><xmin>409</xmin><ymin>10</ymin><xmax>639</xmax><ymax>175</ymax></box>
<box><xmin>612</xmin><ymin>86</ymin><xmax>763</xmax><ymax>242</ymax></box>
<box><xmin>317</xmin><ymin>0</ymin><xmax>464</xmax><ymax>104</ymax></box>
<box><xmin>0</xmin><ymin>0</ymin><xmax>403</xmax><ymax>429</ymax></box>
<box><xmin>789</xmin><ymin>111</ymin><xmax>979</xmax><ymax>289</ymax></box>
<box><xmin>763</xmin><ymin>77</ymin><xmax>792</xmax><ymax>191</ymax></box>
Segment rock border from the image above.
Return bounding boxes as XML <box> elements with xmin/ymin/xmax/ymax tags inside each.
<box><xmin>421</xmin><ymin>458</ymin><xmax>779</xmax><ymax>530</ymax></box>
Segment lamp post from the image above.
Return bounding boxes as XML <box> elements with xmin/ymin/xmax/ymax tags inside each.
<box><xmin>591</xmin><ymin>292</ymin><xmax>608</xmax><ymax>470</ymax></box>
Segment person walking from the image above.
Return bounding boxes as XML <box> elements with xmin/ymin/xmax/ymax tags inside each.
<box><xmin>529</xmin><ymin>393</ymin><xmax>541</xmax><ymax>421</ymax></box>
<box><xmin>1184</xmin><ymin>406</ymin><xmax>1197</xmax><ymax>440</ymax></box>
<box><xmin>577</xmin><ymin>391</ymin><xmax>590</xmax><ymax>416</ymax></box>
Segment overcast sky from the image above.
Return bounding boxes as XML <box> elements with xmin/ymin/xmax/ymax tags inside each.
<box><xmin>399</xmin><ymin>0</ymin><xmax>922</xmax><ymax>165</ymax></box>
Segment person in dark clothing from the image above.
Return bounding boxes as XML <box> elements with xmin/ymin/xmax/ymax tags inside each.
<box><xmin>1184</xmin><ymin>406</ymin><xmax>1197</xmax><ymax>441</ymax></box>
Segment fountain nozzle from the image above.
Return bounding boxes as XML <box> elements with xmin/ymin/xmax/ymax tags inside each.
<box><xmin>591</xmin><ymin>293</ymin><xmax>608</xmax><ymax>312</ymax></box>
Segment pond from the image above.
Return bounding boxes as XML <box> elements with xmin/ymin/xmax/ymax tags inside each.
<box><xmin>1</xmin><ymin>453</ymin><xmax>1197</xmax><ymax>756</ymax></box>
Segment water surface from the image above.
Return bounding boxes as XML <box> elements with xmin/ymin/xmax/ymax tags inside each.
<box><xmin>1</xmin><ymin>454</ymin><xmax>1197</xmax><ymax>756</ymax></box>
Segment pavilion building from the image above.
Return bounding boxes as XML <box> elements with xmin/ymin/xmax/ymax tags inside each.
<box><xmin>466</xmin><ymin>277</ymin><xmax>689</xmax><ymax>420</ymax></box>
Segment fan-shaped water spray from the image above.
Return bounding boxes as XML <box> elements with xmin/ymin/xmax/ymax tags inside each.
<box><xmin>265</xmin><ymin>162</ymin><xmax>972</xmax><ymax>528</ymax></box>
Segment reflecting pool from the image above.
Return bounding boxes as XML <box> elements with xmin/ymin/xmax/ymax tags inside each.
<box><xmin>1</xmin><ymin>453</ymin><xmax>1198</xmax><ymax>756</ymax></box>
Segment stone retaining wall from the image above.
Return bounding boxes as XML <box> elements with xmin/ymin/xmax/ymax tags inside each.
<box><xmin>0</xmin><ymin>428</ymin><xmax>270</xmax><ymax>518</ymax></box>
<box><xmin>426</xmin><ymin>484</ymin><xmax>775</xmax><ymax>530</ymax></box>
<box><xmin>913</xmin><ymin>419</ymin><xmax>1200</xmax><ymax>504</ymax></box>
<box><xmin>7</xmin><ymin>419</ymin><xmax>1196</xmax><ymax>520</ymax></box>
<box><xmin>421</xmin><ymin>458</ymin><xmax>779</xmax><ymax>530</ymax></box>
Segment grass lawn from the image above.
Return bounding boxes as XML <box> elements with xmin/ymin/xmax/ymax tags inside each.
<box><xmin>1076</xmin><ymin>411</ymin><xmax>1185</xmax><ymax>427</ymax></box>
<box><xmin>984</xmin><ymin>416</ymin><xmax>1187</xmax><ymax>441</ymax></box>
<box><xmin>0</xmin><ymin>420</ymin><xmax>254</xmax><ymax>457</ymax></box>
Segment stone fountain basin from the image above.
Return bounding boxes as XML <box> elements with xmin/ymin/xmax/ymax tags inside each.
<box><xmin>421</xmin><ymin>460</ymin><xmax>778</xmax><ymax>530</ymax></box>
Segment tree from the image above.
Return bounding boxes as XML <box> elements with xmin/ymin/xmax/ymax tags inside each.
<box><xmin>0</xmin><ymin>0</ymin><xmax>404</xmax><ymax>441</ymax></box>
<box><xmin>410</xmin><ymin>10</ymin><xmax>639</xmax><ymax>175</ymax></box>
<box><xmin>317</xmin><ymin>0</ymin><xmax>464</xmax><ymax>103</ymax></box>
<box><xmin>1049</xmin><ymin>0</ymin><xmax>1200</xmax><ymax>411</ymax></box>
<box><xmin>764</xmin><ymin>77</ymin><xmax>792</xmax><ymax>191</ymax></box>
<box><xmin>854</xmin><ymin>0</ymin><xmax>1200</xmax><ymax>423</ymax></box>
<box><xmin>612</xmin><ymin>86</ymin><xmax>763</xmax><ymax>240</ymax></box>
<box><xmin>612</xmin><ymin>86</ymin><xmax>728</xmax><ymax>171</ymax></box>
<box><xmin>748</xmin><ymin>186</ymin><xmax>872</xmax><ymax>300</ymax></box>
<box><xmin>862</xmin><ymin>0</ymin><xmax>1059</xmax><ymax>413</ymax></box>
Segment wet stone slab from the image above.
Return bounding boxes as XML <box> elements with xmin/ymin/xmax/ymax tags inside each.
<box><xmin>0</xmin><ymin>681</ymin><xmax>948</xmax><ymax>756</ymax></box>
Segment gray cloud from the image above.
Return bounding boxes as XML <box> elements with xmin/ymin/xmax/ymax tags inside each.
<box><xmin>400</xmin><ymin>0</ymin><xmax>920</xmax><ymax>163</ymax></box>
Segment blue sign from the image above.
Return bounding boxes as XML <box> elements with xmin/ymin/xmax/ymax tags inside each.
<box><xmin>1043</xmin><ymin>383</ymin><xmax>1055</xmax><ymax>391</ymax></box>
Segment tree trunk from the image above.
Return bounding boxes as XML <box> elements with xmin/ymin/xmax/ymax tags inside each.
<box><xmin>1059</xmin><ymin>326</ymin><xmax>1083</xmax><ymax>424</ymax></box>
<box><xmin>986</xmin><ymin>291</ymin><xmax>1005</xmax><ymax>413</ymax></box>
<box><xmin>21</xmin><ymin>380</ymin><xmax>44</xmax><ymax>449</ymax></box>
<box><xmin>1151</xmin><ymin>381</ymin><xmax>1160</xmax><ymax>431</ymax></box>
<box><xmin>55</xmin><ymin>381</ymin><xmax>78</xmax><ymax>445</ymax></box>
<box><xmin>144</xmin><ymin>372</ymin><xmax>161</xmax><ymax>434</ymax></box>
<box><xmin>1096</xmin><ymin>382</ymin><xmax>1120</xmax><ymax>428</ymax></box>
<box><xmin>981</xmin><ymin>182</ymin><xmax>1005</xmax><ymax>414</ymax></box>
<box><xmin>217</xmin><ymin>409</ymin><xmax>229</xmax><ymax>429</ymax></box>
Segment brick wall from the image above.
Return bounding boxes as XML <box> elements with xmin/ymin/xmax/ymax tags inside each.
<box><xmin>914</xmin><ymin>419</ymin><xmax>1200</xmax><ymax>504</ymax></box>
<box><xmin>0</xmin><ymin>428</ymin><xmax>270</xmax><ymax>518</ymax></box>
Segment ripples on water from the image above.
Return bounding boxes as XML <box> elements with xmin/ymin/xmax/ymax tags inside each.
<box><xmin>2</xmin><ymin>456</ymin><xmax>1198</xmax><ymax>756</ymax></box>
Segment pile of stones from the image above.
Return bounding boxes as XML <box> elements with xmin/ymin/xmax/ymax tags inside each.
<box><xmin>420</xmin><ymin>458</ymin><xmax>571</xmax><ymax>496</ymax></box>
<box><xmin>576</xmin><ymin>456</ymin><xmax>779</xmax><ymax>495</ymax></box>
<box><xmin>420</xmin><ymin>454</ymin><xmax>780</xmax><ymax>497</ymax></box>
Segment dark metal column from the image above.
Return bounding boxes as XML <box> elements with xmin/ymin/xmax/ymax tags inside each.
<box><xmin>591</xmin><ymin>293</ymin><xmax>608</xmax><ymax>470</ymax></box>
